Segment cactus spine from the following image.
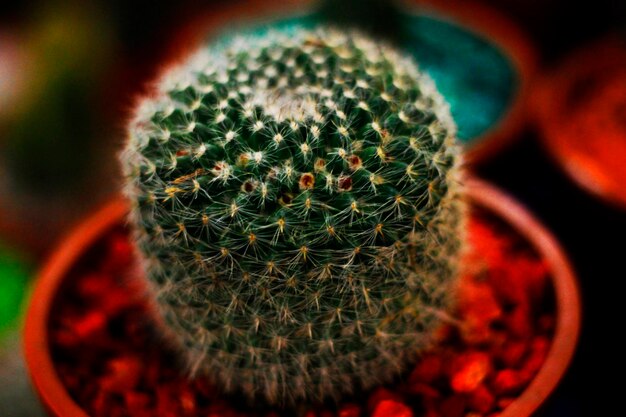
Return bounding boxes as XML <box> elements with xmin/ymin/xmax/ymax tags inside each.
<box><xmin>121</xmin><ymin>26</ymin><xmax>465</xmax><ymax>406</ymax></box>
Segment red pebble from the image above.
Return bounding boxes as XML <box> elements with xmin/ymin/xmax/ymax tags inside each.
<box><xmin>538</xmin><ymin>315</ymin><xmax>555</xmax><ymax>334</ymax></box>
<box><xmin>457</xmin><ymin>280</ymin><xmax>502</xmax><ymax>344</ymax></box>
<box><xmin>409</xmin><ymin>355</ymin><xmax>443</xmax><ymax>384</ymax></box>
<box><xmin>467</xmin><ymin>384</ymin><xmax>495</xmax><ymax>413</ymax></box>
<box><xmin>125</xmin><ymin>392</ymin><xmax>151</xmax><ymax>412</ymax></box>
<box><xmin>156</xmin><ymin>384</ymin><xmax>182</xmax><ymax>416</ymax></box>
<box><xmin>491</xmin><ymin>255</ymin><xmax>547</xmax><ymax>308</ymax></box>
<box><xmin>504</xmin><ymin>303</ymin><xmax>532</xmax><ymax>339</ymax></box>
<box><xmin>105</xmin><ymin>234</ymin><xmax>134</xmax><ymax>270</ymax></box>
<box><xmin>438</xmin><ymin>395</ymin><xmax>466</xmax><ymax>417</ymax></box>
<box><xmin>496</xmin><ymin>340</ymin><xmax>528</xmax><ymax>368</ymax></box>
<box><xmin>492</xmin><ymin>369</ymin><xmax>524</xmax><ymax>395</ymax></box>
<box><xmin>449</xmin><ymin>352</ymin><xmax>491</xmax><ymax>393</ymax></box>
<box><xmin>525</xmin><ymin>336</ymin><xmax>550</xmax><ymax>375</ymax></box>
<box><xmin>90</xmin><ymin>391</ymin><xmax>112</xmax><ymax>416</ymax></box>
<box><xmin>338</xmin><ymin>403</ymin><xmax>361</xmax><ymax>417</ymax></box>
<box><xmin>458</xmin><ymin>279</ymin><xmax>502</xmax><ymax>322</ymax></box>
<box><xmin>72</xmin><ymin>311</ymin><xmax>108</xmax><ymax>340</ymax></box>
<box><xmin>407</xmin><ymin>382</ymin><xmax>440</xmax><ymax>399</ymax></box>
<box><xmin>372</xmin><ymin>399</ymin><xmax>413</xmax><ymax>417</ymax></box>
<box><xmin>521</xmin><ymin>258</ymin><xmax>549</xmax><ymax>304</ymax></box>
<box><xmin>53</xmin><ymin>328</ymin><xmax>81</xmax><ymax>349</ymax></box>
<box><xmin>497</xmin><ymin>397</ymin><xmax>515</xmax><ymax>410</ymax></box>
<box><xmin>99</xmin><ymin>288</ymin><xmax>138</xmax><ymax>316</ymax></box>
<box><xmin>367</xmin><ymin>387</ymin><xmax>401</xmax><ymax>411</ymax></box>
<box><xmin>77</xmin><ymin>272</ymin><xmax>112</xmax><ymax>298</ymax></box>
<box><xmin>464</xmin><ymin>219</ymin><xmax>507</xmax><ymax>267</ymax></box>
<box><xmin>101</xmin><ymin>356</ymin><xmax>143</xmax><ymax>393</ymax></box>
<box><xmin>518</xmin><ymin>336</ymin><xmax>551</xmax><ymax>385</ymax></box>
<box><xmin>179</xmin><ymin>386</ymin><xmax>197</xmax><ymax>415</ymax></box>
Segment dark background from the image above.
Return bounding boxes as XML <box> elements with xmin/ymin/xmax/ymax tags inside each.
<box><xmin>1</xmin><ymin>1</ymin><xmax>625</xmax><ymax>415</ymax></box>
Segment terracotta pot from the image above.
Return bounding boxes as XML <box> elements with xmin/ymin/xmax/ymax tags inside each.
<box><xmin>533</xmin><ymin>36</ymin><xmax>626</xmax><ymax>210</ymax></box>
<box><xmin>164</xmin><ymin>0</ymin><xmax>536</xmax><ymax>165</ymax></box>
<box><xmin>24</xmin><ymin>179</ymin><xmax>579</xmax><ymax>417</ymax></box>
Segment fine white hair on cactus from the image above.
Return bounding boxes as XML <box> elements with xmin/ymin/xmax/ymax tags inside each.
<box><xmin>121</xmin><ymin>24</ymin><xmax>465</xmax><ymax>407</ymax></box>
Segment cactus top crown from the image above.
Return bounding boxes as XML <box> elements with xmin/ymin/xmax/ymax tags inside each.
<box><xmin>122</xmin><ymin>26</ymin><xmax>464</xmax><ymax>407</ymax></box>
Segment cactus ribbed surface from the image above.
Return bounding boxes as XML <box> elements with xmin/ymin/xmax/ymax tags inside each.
<box><xmin>121</xmin><ymin>27</ymin><xmax>465</xmax><ymax>406</ymax></box>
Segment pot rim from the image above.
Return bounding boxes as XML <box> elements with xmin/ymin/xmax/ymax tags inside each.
<box><xmin>24</xmin><ymin>179</ymin><xmax>579</xmax><ymax>417</ymax></box>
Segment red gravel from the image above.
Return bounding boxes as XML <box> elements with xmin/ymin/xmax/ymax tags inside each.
<box><xmin>49</xmin><ymin>214</ymin><xmax>554</xmax><ymax>417</ymax></box>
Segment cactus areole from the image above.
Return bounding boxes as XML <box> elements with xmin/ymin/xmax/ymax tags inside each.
<box><xmin>121</xmin><ymin>27</ymin><xmax>465</xmax><ymax>406</ymax></box>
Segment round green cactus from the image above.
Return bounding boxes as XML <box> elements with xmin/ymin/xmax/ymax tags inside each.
<box><xmin>121</xmin><ymin>26</ymin><xmax>465</xmax><ymax>406</ymax></box>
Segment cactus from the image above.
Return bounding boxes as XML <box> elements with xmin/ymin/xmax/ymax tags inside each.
<box><xmin>121</xmin><ymin>26</ymin><xmax>465</xmax><ymax>407</ymax></box>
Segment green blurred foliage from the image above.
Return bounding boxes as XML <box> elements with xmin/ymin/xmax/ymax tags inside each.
<box><xmin>0</xmin><ymin>242</ymin><xmax>31</xmax><ymax>337</ymax></box>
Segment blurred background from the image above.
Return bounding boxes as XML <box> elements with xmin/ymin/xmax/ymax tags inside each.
<box><xmin>1</xmin><ymin>0</ymin><xmax>624</xmax><ymax>416</ymax></box>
